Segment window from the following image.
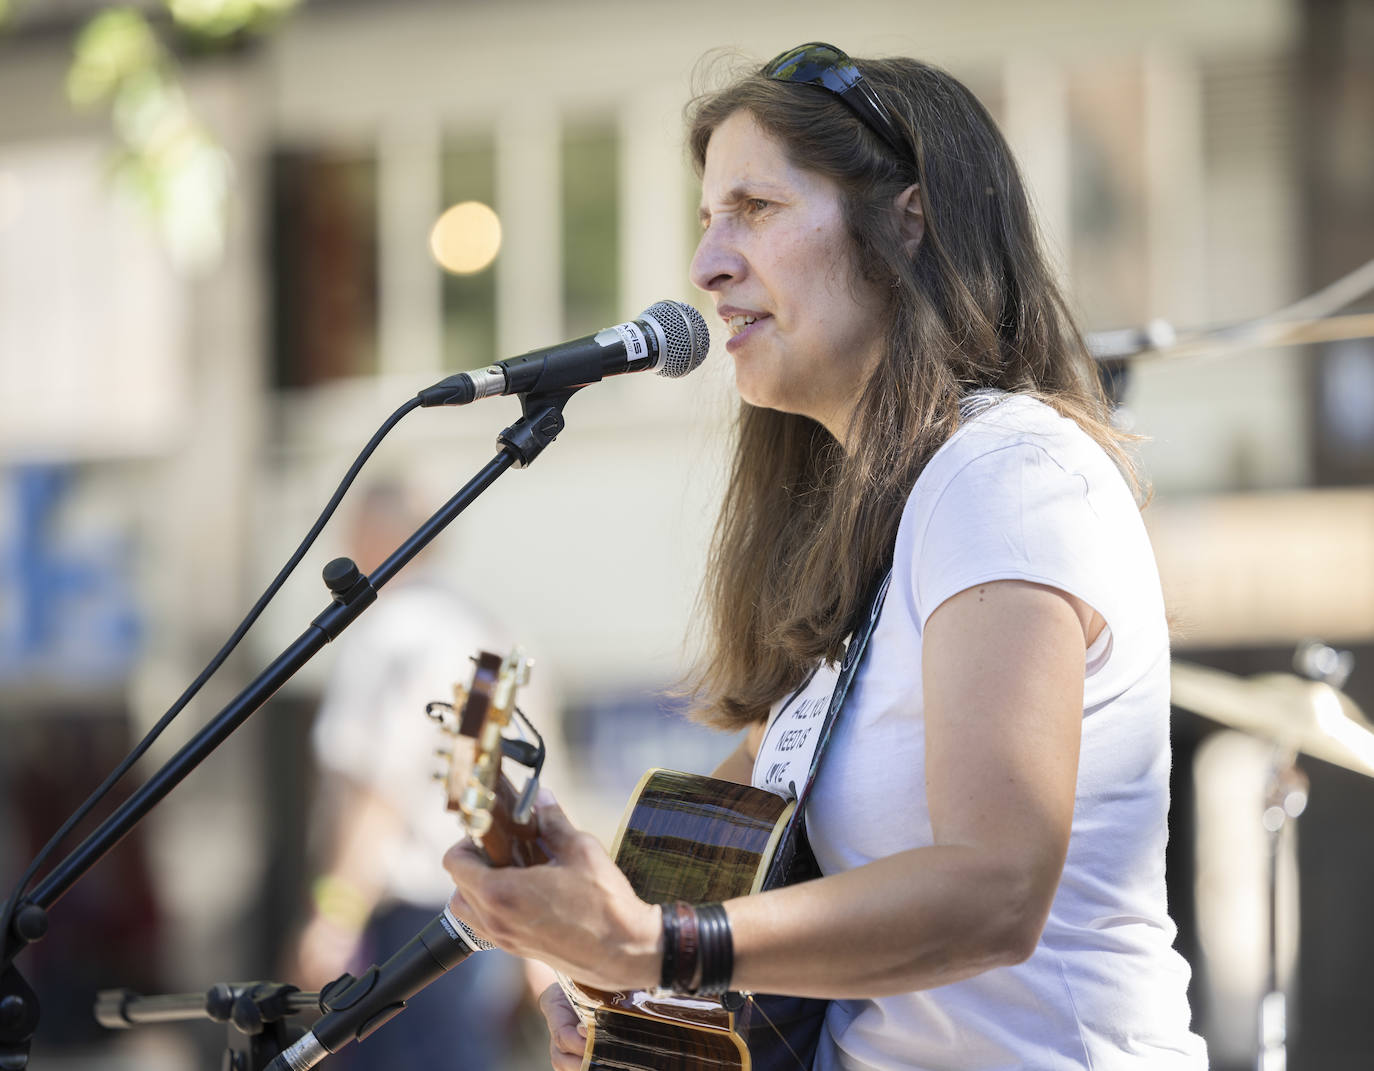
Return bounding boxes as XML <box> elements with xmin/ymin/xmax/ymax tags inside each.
<box><xmin>270</xmin><ymin>147</ymin><xmax>378</xmax><ymax>388</ymax></box>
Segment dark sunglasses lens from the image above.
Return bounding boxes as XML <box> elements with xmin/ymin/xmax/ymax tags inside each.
<box><xmin>766</xmin><ymin>44</ymin><xmax>860</xmax><ymax>93</ymax></box>
<box><xmin>765</xmin><ymin>41</ymin><xmax>906</xmax><ymax>161</ymax></box>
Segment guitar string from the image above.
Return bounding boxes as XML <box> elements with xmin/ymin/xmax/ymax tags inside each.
<box><xmin>745</xmin><ymin>994</ymin><xmax>810</xmax><ymax>1071</ymax></box>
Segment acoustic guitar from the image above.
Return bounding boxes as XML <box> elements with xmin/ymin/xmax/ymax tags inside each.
<box><xmin>429</xmin><ymin>649</ymin><xmax>827</xmax><ymax>1071</ymax></box>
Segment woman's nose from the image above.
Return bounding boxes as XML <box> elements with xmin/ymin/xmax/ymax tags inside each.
<box><xmin>689</xmin><ymin>225</ymin><xmax>741</xmax><ymax>293</ymax></box>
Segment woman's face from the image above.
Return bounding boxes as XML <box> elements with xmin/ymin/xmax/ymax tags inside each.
<box><xmin>690</xmin><ymin>109</ymin><xmax>889</xmax><ymax>444</ymax></box>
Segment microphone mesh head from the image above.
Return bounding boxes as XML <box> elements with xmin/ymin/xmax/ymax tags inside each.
<box><xmin>643</xmin><ymin>300</ymin><xmax>710</xmax><ymax>378</ymax></box>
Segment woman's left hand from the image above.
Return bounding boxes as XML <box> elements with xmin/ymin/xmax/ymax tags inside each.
<box><xmin>442</xmin><ymin>791</ymin><xmax>662</xmax><ymax>991</ymax></box>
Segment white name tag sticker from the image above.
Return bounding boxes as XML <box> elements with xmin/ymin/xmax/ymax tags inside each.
<box><xmin>753</xmin><ymin>661</ymin><xmax>842</xmax><ymax>799</ymax></box>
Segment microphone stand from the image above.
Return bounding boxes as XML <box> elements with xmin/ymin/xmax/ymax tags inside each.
<box><xmin>0</xmin><ymin>387</ymin><xmax>580</xmax><ymax>1069</ymax></box>
<box><xmin>95</xmin><ymin>982</ymin><xmax>321</xmax><ymax>1071</ymax></box>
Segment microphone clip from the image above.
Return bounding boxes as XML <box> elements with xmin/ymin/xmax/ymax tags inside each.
<box><xmin>315</xmin><ymin>968</ymin><xmax>404</xmax><ymax>1044</ymax></box>
<box><xmin>318</xmin><ymin>972</ymin><xmax>357</xmax><ymax>1010</ymax></box>
<box><xmin>498</xmin><ymin>388</ymin><xmax>580</xmax><ymax>468</ymax></box>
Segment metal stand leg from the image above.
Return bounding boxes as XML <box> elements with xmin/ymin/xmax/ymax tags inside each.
<box><xmin>1258</xmin><ymin>753</ymin><xmax>1307</xmax><ymax>1071</ymax></box>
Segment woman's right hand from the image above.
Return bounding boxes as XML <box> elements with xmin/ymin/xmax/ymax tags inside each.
<box><xmin>539</xmin><ymin>981</ymin><xmax>587</xmax><ymax>1071</ymax></box>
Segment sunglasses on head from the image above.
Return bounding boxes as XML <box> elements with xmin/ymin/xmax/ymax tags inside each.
<box><xmin>763</xmin><ymin>41</ymin><xmax>907</xmax><ymax>162</ymax></box>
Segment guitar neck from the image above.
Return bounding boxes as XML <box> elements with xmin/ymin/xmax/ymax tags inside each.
<box><xmin>477</xmin><ymin>774</ymin><xmax>549</xmax><ymax>869</ymax></box>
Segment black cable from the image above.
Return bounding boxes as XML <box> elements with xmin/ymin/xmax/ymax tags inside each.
<box><xmin>2</xmin><ymin>395</ymin><xmax>422</xmax><ymax>955</ymax></box>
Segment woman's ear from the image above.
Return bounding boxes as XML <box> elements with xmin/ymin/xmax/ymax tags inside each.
<box><xmin>894</xmin><ymin>184</ymin><xmax>924</xmax><ymax>257</ymax></box>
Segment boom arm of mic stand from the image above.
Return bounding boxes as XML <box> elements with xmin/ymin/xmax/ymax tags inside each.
<box><xmin>0</xmin><ymin>390</ymin><xmax>580</xmax><ymax>1068</ymax></box>
<box><xmin>95</xmin><ymin>982</ymin><xmax>321</xmax><ymax>1071</ymax></box>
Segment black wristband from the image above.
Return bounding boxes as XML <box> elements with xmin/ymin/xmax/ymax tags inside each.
<box><xmin>659</xmin><ymin>902</ymin><xmax>679</xmax><ymax>991</ymax></box>
<box><xmin>694</xmin><ymin>902</ymin><xmax>733</xmax><ymax>996</ymax></box>
<box><xmin>660</xmin><ymin>902</ymin><xmax>701</xmax><ymax>992</ymax></box>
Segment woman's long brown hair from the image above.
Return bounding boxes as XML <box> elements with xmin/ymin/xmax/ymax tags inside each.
<box><xmin>685</xmin><ymin>55</ymin><xmax>1139</xmax><ymax>732</ymax></box>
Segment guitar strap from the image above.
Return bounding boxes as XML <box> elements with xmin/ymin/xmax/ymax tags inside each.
<box><xmin>760</xmin><ymin>566</ymin><xmax>893</xmax><ymax>892</ymax></box>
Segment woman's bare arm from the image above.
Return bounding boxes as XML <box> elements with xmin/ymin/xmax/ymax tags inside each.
<box><xmin>725</xmin><ymin>579</ymin><xmax>1087</xmax><ymax>996</ymax></box>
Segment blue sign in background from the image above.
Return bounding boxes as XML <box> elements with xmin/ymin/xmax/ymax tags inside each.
<box><xmin>0</xmin><ymin>465</ymin><xmax>141</xmax><ymax>685</ymax></box>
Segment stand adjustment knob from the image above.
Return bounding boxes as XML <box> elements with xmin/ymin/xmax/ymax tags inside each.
<box><xmin>322</xmin><ymin>558</ymin><xmax>362</xmax><ymax>597</ymax></box>
<box><xmin>10</xmin><ymin>904</ymin><xmax>47</xmax><ymax>944</ymax></box>
<box><xmin>1293</xmin><ymin>639</ymin><xmax>1354</xmax><ymax>689</ymax></box>
<box><xmin>0</xmin><ymin>996</ymin><xmax>25</xmax><ymax>1031</ymax></box>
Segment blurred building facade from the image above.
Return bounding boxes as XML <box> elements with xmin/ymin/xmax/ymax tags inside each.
<box><xmin>1</xmin><ymin>0</ymin><xmax>1372</xmax><ymax>1067</ymax></box>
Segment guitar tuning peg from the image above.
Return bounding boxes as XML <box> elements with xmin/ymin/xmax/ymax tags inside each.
<box><xmin>434</xmin><ymin>746</ymin><xmax>454</xmax><ymax>760</ymax></box>
<box><xmin>425</xmin><ymin>701</ymin><xmax>454</xmax><ymax>724</ymax></box>
<box><xmin>516</xmin><ymin>658</ymin><xmax>533</xmax><ymax>687</ymax></box>
<box><xmin>461</xmin><ymin>784</ymin><xmax>496</xmax><ymax>815</ymax></box>
<box><xmin>466</xmin><ymin>809</ymin><xmax>493</xmax><ymax>839</ymax></box>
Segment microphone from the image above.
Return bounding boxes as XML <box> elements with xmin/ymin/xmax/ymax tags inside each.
<box><xmin>417</xmin><ymin>299</ymin><xmax>710</xmax><ymax>406</ymax></box>
<box><xmin>266</xmin><ymin>907</ymin><xmax>493</xmax><ymax>1071</ymax></box>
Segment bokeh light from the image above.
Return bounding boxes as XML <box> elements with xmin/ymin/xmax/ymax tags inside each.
<box><xmin>428</xmin><ymin>200</ymin><xmax>502</xmax><ymax>275</ymax></box>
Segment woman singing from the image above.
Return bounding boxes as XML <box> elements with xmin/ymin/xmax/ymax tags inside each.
<box><xmin>445</xmin><ymin>42</ymin><xmax>1208</xmax><ymax>1070</ymax></box>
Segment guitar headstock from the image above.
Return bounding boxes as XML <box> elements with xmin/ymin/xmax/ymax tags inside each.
<box><xmin>429</xmin><ymin>648</ymin><xmax>545</xmax><ymax>866</ymax></box>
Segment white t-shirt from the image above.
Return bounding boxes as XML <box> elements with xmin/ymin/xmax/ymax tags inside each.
<box><xmin>753</xmin><ymin>396</ymin><xmax>1207</xmax><ymax>1070</ymax></box>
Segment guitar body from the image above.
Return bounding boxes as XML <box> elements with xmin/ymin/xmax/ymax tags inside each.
<box><xmin>560</xmin><ymin>769</ymin><xmax>828</xmax><ymax>1071</ymax></box>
